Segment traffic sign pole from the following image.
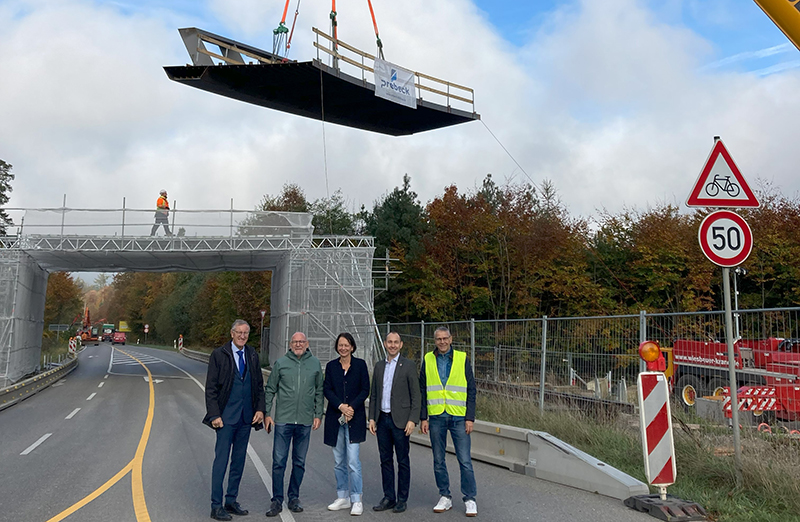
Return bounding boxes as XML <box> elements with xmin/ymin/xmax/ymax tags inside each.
<box><xmin>723</xmin><ymin>267</ymin><xmax>743</xmax><ymax>487</ymax></box>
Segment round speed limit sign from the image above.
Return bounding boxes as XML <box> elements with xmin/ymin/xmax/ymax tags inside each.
<box><xmin>698</xmin><ymin>210</ymin><xmax>753</xmax><ymax>267</ymax></box>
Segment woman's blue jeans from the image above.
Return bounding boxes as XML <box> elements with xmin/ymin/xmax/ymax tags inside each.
<box><xmin>332</xmin><ymin>423</ymin><xmax>363</xmax><ymax>502</ymax></box>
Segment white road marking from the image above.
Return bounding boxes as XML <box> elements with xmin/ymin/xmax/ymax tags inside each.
<box><xmin>104</xmin><ymin>374</ymin><xmax>109</xmax><ymax>379</ymax></box>
<box><xmin>98</xmin><ymin>382</ymin><xmax>104</xmax><ymax>388</ymax></box>
<box><xmin>51</xmin><ymin>379</ymin><xmax>66</xmax><ymax>387</ymax></box>
<box><xmin>65</xmin><ymin>408</ymin><xmax>81</xmax><ymax>419</ymax></box>
<box><xmin>86</xmin><ymin>393</ymin><xmax>96</xmax><ymax>401</ymax></box>
<box><xmin>157</xmin><ymin>350</ymin><xmax>289</xmax><ymax>519</ymax></box>
<box><xmin>88</xmin><ymin>355</ymin><xmax>94</xmax><ymax>358</ymax></box>
<box><xmin>20</xmin><ymin>433</ymin><xmax>52</xmax><ymax>455</ymax></box>
<box><xmin>142</xmin><ymin>376</ymin><xmax>163</xmax><ymax>384</ymax></box>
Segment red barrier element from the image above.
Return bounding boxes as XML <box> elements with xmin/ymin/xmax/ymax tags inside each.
<box><xmin>638</xmin><ymin>372</ymin><xmax>676</xmax><ymax>486</ymax></box>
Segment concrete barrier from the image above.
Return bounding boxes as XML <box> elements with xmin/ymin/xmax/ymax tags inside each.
<box><xmin>410</xmin><ymin>420</ymin><xmax>648</xmax><ymax>501</ymax></box>
<box><xmin>0</xmin><ymin>357</ymin><xmax>78</xmax><ymax>411</ymax></box>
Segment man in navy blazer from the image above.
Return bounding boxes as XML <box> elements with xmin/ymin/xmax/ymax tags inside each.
<box><xmin>368</xmin><ymin>332</ymin><xmax>421</xmax><ymax>513</ymax></box>
<box><xmin>204</xmin><ymin>320</ymin><xmax>266</xmax><ymax>521</ymax></box>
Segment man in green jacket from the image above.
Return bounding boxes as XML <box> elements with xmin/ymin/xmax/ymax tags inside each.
<box><xmin>264</xmin><ymin>331</ymin><xmax>323</xmax><ymax>517</ymax></box>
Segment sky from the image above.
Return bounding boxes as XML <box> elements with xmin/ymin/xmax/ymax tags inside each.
<box><xmin>2</xmin><ymin>0</ymin><xmax>800</xmax><ymax>228</ymax></box>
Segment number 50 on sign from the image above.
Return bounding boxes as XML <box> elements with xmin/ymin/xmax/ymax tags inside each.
<box><xmin>698</xmin><ymin>210</ymin><xmax>753</xmax><ymax>267</ymax></box>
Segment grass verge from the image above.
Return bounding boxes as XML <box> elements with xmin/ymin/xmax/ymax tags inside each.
<box><xmin>476</xmin><ymin>395</ymin><xmax>800</xmax><ymax>522</ymax></box>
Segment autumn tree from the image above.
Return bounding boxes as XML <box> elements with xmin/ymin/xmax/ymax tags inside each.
<box><xmin>591</xmin><ymin>204</ymin><xmax>713</xmax><ymax>313</ymax></box>
<box><xmin>44</xmin><ymin>272</ymin><xmax>83</xmax><ymax>331</ymax></box>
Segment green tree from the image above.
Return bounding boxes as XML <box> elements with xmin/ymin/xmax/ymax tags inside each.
<box><xmin>0</xmin><ymin>160</ymin><xmax>15</xmax><ymax>235</ymax></box>
<box><xmin>311</xmin><ymin>190</ymin><xmax>356</xmax><ymax>235</ymax></box>
<box><xmin>365</xmin><ymin>175</ymin><xmax>428</xmax><ymax>322</ymax></box>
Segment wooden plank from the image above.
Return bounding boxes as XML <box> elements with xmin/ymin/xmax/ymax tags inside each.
<box><xmin>200</xmin><ymin>35</ymin><xmax>278</xmax><ymax>64</ymax></box>
<box><xmin>416</xmin><ymin>71</ymin><xmax>473</xmax><ymax>94</ymax></box>
<box><xmin>313</xmin><ymin>27</ymin><xmax>375</xmax><ymax>60</ymax></box>
<box><xmin>416</xmin><ymin>84</ymin><xmax>473</xmax><ymax>104</ymax></box>
<box><xmin>197</xmin><ymin>48</ymin><xmax>240</xmax><ymax>65</ymax></box>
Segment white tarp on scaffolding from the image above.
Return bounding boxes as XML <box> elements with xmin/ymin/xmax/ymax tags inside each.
<box><xmin>374</xmin><ymin>59</ymin><xmax>417</xmax><ymax>109</ymax></box>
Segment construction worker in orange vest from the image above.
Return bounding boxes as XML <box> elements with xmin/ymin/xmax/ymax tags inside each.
<box><xmin>150</xmin><ymin>189</ymin><xmax>173</xmax><ymax>236</ymax></box>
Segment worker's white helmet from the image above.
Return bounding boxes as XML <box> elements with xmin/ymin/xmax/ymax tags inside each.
<box><xmin>159</xmin><ymin>189</ymin><xmax>167</xmax><ymax>195</ymax></box>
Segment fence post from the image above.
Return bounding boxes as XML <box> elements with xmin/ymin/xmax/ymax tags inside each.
<box><xmin>59</xmin><ymin>194</ymin><xmax>66</xmax><ymax>247</ymax></box>
<box><xmin>470</xmin><ymin>318</ymin><xmax>475</xmax><ymax>373</ymax></box>
<box><xmin>539</xmin><ymin>315</ymin><xmax>547</xmax><ymax>414</ymax></box>
<box><xmin>420</xmin><ymin>320</ymin><xmax>425</xmax><ymax>366</ymax></box>
<box><xmin>493</xmin><ymin>344</ymin><xmax>499</xmax><ymax>383</ymax></box>
<box><xmin>121</xmin><ymin>197</ymin><xmax>126</xmax><ymax>239</ymax></box>
<box><xmin>639</xmin><ymin>310</ymin><xmax>647</xmax><ymax>374</ymax></box>
<box><xmin>386</xmin><ymin>321</ymin><xmax>391</xmax><ymax>337</ymax></box>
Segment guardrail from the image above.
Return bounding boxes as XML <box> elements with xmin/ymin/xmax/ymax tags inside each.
<box><xmin>0</xmin><ymin>357</ymin><xmax>78</xmax><ymax>412</ymax></box>
<box><xmin>312</xmin><ymin>27</ymin><xmax>476</xmax><ymax>113</ymax></box>
<box><xmin>179</xmin><ymin>347</ymin><xmax>271</xmax><ymax>380</ymax></box>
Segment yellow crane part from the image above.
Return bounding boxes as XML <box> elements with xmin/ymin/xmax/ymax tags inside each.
<box><xmin>754</xmin><ymin>0</ymin><xmax>800</xmax><ymax>51</ymax></box>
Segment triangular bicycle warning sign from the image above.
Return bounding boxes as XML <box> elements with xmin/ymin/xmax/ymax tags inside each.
<box><xmin>686</xmin><ymin>139</ymin><xmax>760</xmax><ymax>208</ymax></box>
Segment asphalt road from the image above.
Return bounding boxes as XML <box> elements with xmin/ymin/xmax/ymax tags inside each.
<box><xmin>0</xmin><ymin>344</ymin><xmax>652</xmax><ymax>521</ymax></box>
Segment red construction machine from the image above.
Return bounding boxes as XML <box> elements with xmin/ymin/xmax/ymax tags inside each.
<box><xmin>667</xmin><ymin>338</ymin><xmax>800</xmax><ymax>421</ymax></box>
<box><xmin>75</xmin><ymin>306</ymin><xmax>101</xmax><ymax>346</ymax></box>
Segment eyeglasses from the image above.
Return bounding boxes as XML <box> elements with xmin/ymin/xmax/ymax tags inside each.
<box><xmin>291</xmin><ymin>340</ymin><xmax>307</xmax><ymax>345</ymax></box>
<box><xmin>233</xmin><ymin>330</ymin><xmax>249</xmax><ymax>336</ymax></box>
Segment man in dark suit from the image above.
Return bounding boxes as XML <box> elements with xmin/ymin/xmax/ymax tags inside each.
<box><xmin>203</xmin><ymin>319</ymin><xmax>266</xmax><ymax>521</ymax></box>
<box><xmin>368</xmin><ymin>331</ymin><xmax>421</xmax><ymax>513</ymax></box>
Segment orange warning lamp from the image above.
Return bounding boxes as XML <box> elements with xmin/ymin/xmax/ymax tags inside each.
<box><xmin>639</xmin><ymin>340</ymin><xmax>666</xmax><ymax>371</ymax></box>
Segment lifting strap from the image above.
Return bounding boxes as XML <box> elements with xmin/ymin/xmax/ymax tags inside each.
<box><xmin>330</xmin><ymin>0</ymin><xmax>338</xmax><ymax>42</ymax></box>
<box><xmin>366</xmin><ymin>0</ymin><xmax>384</xmax><ymax>59</ymax></box>
<box><xmin>273</xmin><ymin>0</ymin><xmax>301</xmax><ymax>59</ymax></box>
<box><xmin>272</xmin><ymin>0</ymin><xmax>291</xmax><ymax>56</ymax></box>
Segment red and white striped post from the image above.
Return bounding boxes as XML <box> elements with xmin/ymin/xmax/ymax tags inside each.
<box><xmin>178</xmin><ymin>334</ymin><xmax>183</xmax><ymax>351</ymax></box>
<box><xmin>638</xmin><ymin>371</ymin><xmax>677</xmax><ymax>499</ymax></box>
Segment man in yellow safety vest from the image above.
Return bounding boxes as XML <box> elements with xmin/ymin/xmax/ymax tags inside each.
<box><xmin>420</xmin><ymin>326</ymin><xmax>478</xmax><ymax>517</ymax></box>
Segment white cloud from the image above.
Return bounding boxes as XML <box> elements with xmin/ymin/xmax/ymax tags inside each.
<box><xmin>1</xmin><ymin>0</ymin><xmax>799</xmax><ymax>230</ymax></box>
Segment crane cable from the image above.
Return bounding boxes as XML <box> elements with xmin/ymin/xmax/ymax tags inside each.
<box><xmin>366</xmin><ymin>0</ymin><xmax>384</xmax><ymax>59</ymax></box>
<box><xmin>285</xmin><ymin>0</ymin><xmax>302</xmax><ymax>56</ymax></box>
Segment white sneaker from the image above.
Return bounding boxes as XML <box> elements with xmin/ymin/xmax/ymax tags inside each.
<box><xmin>328</xmin><ymin>498</ymin><xmax>351</xmax><ymax>511</ymax></box>
<box><xmin>350</xmin><ymin>502</ymin><xmax>363</xmax><ymax>516</ymax></box>
<box><xmin>433</xmin><ymin>496</ymin><xmax>453</xmax><ymax>513</ymax></box>
<box><xmin>465</xmin><ymin>500</ymin><xmax>477</xmax><ymax>517</ymax></box>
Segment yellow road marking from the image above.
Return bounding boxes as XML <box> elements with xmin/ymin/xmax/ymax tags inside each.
<box><xmin>46</xmin><ymin>348</ymin><xmax>154</xmax><ymax>522</ymax></box>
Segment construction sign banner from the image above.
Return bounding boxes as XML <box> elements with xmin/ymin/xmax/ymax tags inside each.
<box><xmin>374</xmin><ymin>59</ymin><xmax>417</xmax><ymax>109</ymax></box>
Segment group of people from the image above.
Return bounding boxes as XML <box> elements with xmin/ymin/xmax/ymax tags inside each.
<box><xmin>204</xmin><ymin>321</ymin><xmax>478</xmax><ymax>520</ymax></box>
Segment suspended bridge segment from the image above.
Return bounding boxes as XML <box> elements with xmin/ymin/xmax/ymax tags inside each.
<box><xmin>0</xmin><ymin>208</ymin><xmax>378</xmax><ymax>387</ymax></box>
<box><xmin>163</xmin><ymin>27</ymin><xmax>480</xmax><ymax>136</ymax></box>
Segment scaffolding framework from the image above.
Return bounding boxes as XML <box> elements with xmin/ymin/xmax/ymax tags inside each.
<box><xmin>0</xmin><ymin>209</ymin><xmax>378</xmax><ymax>387</ymax></box>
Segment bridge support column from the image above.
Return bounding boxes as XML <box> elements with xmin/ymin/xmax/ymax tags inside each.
<box><xmin>0</xmin><ymin>251</ymin><xmax>48</xmax><ymax>387</ymax></box>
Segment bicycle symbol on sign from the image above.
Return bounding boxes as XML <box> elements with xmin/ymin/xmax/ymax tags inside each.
<box><xmin>704</xmin><ymin>174</ymin><xmax>740</xmax><ymax>198</ymax></box>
